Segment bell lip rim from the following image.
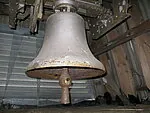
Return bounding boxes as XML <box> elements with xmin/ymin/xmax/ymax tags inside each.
<box><xmin>25</xmin><ymin>66</ymin><xmax>106</xmax><ymax>80</ymax></box>
<box><xmin>26</xmin><ymin>74</ymin><xmax>106</xmax><ymax>80</ymax></box>
<box><xmin>26</xmin><ymin>66</ymin><xmax>105</xmax><ymax>73</ymax></box>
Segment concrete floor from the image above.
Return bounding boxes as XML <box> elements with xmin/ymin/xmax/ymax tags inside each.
<box><xmin>1</xmin><ymin>105</ymin><xmax>150</xmax><ymax>113</ymax></box>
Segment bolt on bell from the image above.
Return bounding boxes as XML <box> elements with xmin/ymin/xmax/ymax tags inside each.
<box><xmin>26</xmin><ymin>12</ymin><xmax>105</xmax><ymax>80</ymax></box>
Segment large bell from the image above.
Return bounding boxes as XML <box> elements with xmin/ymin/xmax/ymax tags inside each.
<box><xmin>26</xmin><ymin>12</ymin><xmax>105</xmax><ymax>104</ymax></box>
<box><xmin>26</xmin><ymin>12</ymin><xmax>105</xmax><ymax>79</ymax></box>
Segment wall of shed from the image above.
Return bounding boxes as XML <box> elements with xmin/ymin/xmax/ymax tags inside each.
<box><xmin>94</xmin><ymin>0</ymin><xmax>150</xmax><ymax>102</ymax></box>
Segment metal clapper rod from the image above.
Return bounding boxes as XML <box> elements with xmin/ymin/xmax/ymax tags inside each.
<box><xmin>59</xmin><ymin>68</ymin><xmax>72</xmax><ymax>104</ymax></box>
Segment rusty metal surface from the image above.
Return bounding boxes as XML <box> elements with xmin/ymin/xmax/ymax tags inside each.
<box><xmin>59</xmin><ymin>68</ymin><xmax>72</xmax><ymax>104</ymax></box>
<box><xmin>26</xmin><ymin>67</ymin><xmax>104</xmax><ymax>80</ymax></box>
<box><xmin>26</xmin><ymin>12</ymin><xmax>105</xmax><ymax>80</ymax></box>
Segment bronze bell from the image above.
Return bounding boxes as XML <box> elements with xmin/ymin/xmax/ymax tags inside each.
<box><xmin>26</xmin><ymin>12</ymin><xmax>105</xmax><ymax>104</ymax></box>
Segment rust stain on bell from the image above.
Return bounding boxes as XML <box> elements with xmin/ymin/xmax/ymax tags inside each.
<box><xmin>26</xmin><ymin>11</ymin><xmax>106</xmax><ymax>104</ymax></box>
<box><xmin>27</xmin><ymin>59</ymin><xmax>92</xmax><ymax>70</ymax></box>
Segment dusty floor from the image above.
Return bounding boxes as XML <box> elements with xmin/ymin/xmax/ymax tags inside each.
<box><xmin>1</xmin><ymin>105</ymin><xmax>150</xmax><ymax>113</ymax></box>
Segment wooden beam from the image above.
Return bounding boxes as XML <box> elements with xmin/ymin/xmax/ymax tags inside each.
<box><xmin>94</xmin><ymin>20</ymin><xmax>150</xmax><ymax>56</ymax></box>
<box><xmin>0</xmin><ymin>3</ymin><xmax>9</xmax><ymax>15</ymax></box>
<box><xmin>106</xmin><ymin>30</ymin><xmax>136</xmax><ymax>96</ymax></box>
<box><xmin>126</xmin><ymin>0</ymin><xmax>150</xmax><ymax>90</ymax></box>
<box><xmin>134</xmin><ymin>34</ymin><xmax>150</xmax><ymax>89</ymax></box>
<box><xmin>9</xmin><ymin>0</ymin><xmax>18</xmax><ymax>29</ymax></box>
<box><xmin>98</xmin><ymin>54</ymin><xmax>121</xmax><ymax>96</ymax></box>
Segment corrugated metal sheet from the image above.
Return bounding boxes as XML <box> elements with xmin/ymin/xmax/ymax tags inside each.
<box><xmin>0</xmin><ymin>24</ymin><xmax>95</xmax><ymax>106</ymax></box>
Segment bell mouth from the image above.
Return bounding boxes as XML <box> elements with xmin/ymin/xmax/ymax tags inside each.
<box><xmin>26</xmin><ymin>66</ymin><xmax>106</xmax><ymax>80</ymax></box>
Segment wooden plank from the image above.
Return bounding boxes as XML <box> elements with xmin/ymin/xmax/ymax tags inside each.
<box><xmin>93</xmin><ymin>20</ymin><xmax>150</xmax><ymax>56</ymax></box>
<box><xmin>134</xmin><ymin>34</ymin><xmax>150</xmax><ymax>89</ymax></box>
<box><xmin>126</xmin><ymin>0</ymin><xmax>150</xmax><ymax>90</ymax></box>
<box><xmin>107</xmin><ymin>30</ymin><xmax>136</xmax><ymax>96</ymax></box>
<box><xmin>98</xmin><ymin>53</ymin><xmax>121</xmax><ymax>97</ymax></box>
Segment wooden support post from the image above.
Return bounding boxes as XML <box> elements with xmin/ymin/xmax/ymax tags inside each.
<box><xmin>127</xmin><ymin>0</ymin><xmax>150</xmax><ymax>90</ymax></box>
<box><xmin>98</xmin><ymin>53</ymin><xmax>121</xmax><ymax>97</ymax></box>
<box><xmin>134</xmin><ymin>34</ymin><xmax>150</xmax><ymax>89</ymax></box>
<box><xmin>107</xmin><ymin>30</ymin><xmax>136</xmax><ymax>96</ymax></box>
